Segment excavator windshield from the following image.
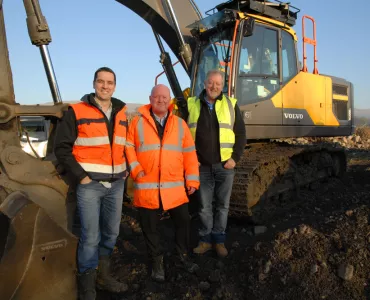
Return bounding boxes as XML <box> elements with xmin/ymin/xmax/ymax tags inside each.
<box><xmin>189</xmin><ymin>10</ymin><xmax>236</xmax><ymax>96</ymax></box>
<box><xmin>192</xmin><ymin>27</ymin><xmax>234</xmax><ymax>96</ymax></box>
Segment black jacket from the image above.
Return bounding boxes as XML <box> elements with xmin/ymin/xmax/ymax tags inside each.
<box><xmin>187</xmin><ymin>90</ymin><xmax>246</xmax><ymax>166</ymax></box>
<box><xmin>54</xmin><ymin>93</ymin><xmax>126</xmax><ymax>182</ymax></box>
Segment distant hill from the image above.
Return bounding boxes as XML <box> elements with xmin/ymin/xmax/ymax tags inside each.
<box><xmin>354</xmin><ymin>108</ymin><xmax>370</xmax><ymax>126</ymax></box>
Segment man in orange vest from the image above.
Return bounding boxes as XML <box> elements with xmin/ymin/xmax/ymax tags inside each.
<box><xmin>125</xmin><ymin>84</ymin><xmax>200</xmax><ymax>282</ymax></box>
<box><xmin>55</xmin><ymin>67</ymin><xmax>128</xmax><ymax>299</ymax></box>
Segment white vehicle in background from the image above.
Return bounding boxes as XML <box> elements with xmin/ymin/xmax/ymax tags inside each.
<box><xmin>20</xmin><ymin>116</ymin><xmax>50</xmax><ymax>158</ymax></box>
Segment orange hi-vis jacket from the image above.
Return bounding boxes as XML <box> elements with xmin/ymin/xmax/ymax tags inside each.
<box><xmin>125</xmin><ymin>104</ymin><xmax>200</xmax><ymax>210</ymax></box>
<box><xmin>71</xmin><ymin>102</ymin><xmax>127</xmax><ymax>181</ymax></box>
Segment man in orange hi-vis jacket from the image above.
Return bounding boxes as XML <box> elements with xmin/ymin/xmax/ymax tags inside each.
<box><xmin>55</xmin><ymin>67</ymin><xmax>128</xmax><ymax>299</ymax></box>
<box><xmin>125</xmin><ymin>84</ymin><xmax>200</xmax><ymax>282</ymax></box>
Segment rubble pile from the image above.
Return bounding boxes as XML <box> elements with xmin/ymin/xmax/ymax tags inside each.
<box><xmin>274</xmin><ymin>127</ymin><xmax>370</xmax><ymax>150</ymax></box>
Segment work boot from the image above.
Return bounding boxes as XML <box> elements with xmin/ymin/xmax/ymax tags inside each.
<box><xmin>151</xmin><ymin>255</ymin><xmax>165</xmax><ymax>282</ymax></box>
<box><xmin>77</xmin><ymin>269</ymin><xmax>97</xmax><ymax>300</ymax></box>
<box><xmin>193</xmin><ymin>242</ymin><xmax>212</xmax><ymax>254</ymax></box>
<box><xmin>178</xmin><ymin>253</ymin><xmax>199</xmax><ymax>274</ymax></box>
<box><xmin>214</xmin><ymin>243</ymin><xmax>228</xmax><ymax>258</ymax></box>
<box><xmin>96</xmin><ymin>256</ymin><xmax>128</xmax><ymax>293</ymax></box>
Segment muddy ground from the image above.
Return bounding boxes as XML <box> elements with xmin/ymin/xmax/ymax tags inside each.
<box><xmin>97</xmin><ymin>148</ymin><xmax>370</xmax><ymax>300</ymax></box>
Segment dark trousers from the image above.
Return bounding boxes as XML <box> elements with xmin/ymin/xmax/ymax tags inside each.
<box><xmin>138</xmin><ymin>203</ymin><xmax>190</xmax><ymax>259</ymax></box>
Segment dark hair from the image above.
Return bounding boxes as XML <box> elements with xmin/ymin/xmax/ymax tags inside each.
<box><xmin>93</xmin><ymin>67</ymin><xmax>116</xmax><ymax>83</ymax></box>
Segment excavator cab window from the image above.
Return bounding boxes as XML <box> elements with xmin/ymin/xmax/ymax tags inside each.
<box><xmin>281</xmin><ymin>30</ymin><xmax>298</xmax><ymax>83</ymax></box>
<box><xmin>237</xmin><ymin>24</ymin><xmax>280</xmax><ymax>105</ymax></box>
<box><xmin>193</xmin><ymin>26</ymin><xmax>234</xmax><ymax>96</ymax></box>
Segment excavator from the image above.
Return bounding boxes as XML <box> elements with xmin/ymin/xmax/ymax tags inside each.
<box><xmin>0</xmin><ymin>0</ymin><xmax>353</xmax><ymax>298</ymax></box>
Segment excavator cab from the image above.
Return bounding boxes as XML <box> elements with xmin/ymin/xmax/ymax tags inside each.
<box><xmin>187</xmin><ymin>1</ymin><xmax>353</xmax><ymax>140</ymax></box>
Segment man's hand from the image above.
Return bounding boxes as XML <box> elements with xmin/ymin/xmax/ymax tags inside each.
<box><xmin>136</xmin><ymin>171</ymin><xmax>145</xmax><ymax>180</ymax></box>
<box><xmin>187</xmin><ymin>186</ymin><xmax>196</xmax><ymax>195</ymax></box>
<box><xmin>224</xmin><ymin>158</ymin><xmax>236</xmax><ymax>169</ymax></box>
<box><xmin>80</xmin><ymin>176</ymin><xmax>92</xmax><ymax>184</ymax></box>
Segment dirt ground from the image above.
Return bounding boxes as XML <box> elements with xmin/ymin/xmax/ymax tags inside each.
<box><xmin>97</xmin><ymin>148</ymin><xmax>370</xmax><ymax>300</ymax></box>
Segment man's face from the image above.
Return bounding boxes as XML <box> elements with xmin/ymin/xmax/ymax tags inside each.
<box><xmin>150</xmin><ymin>85</ymin><xmax>171</xmax><ymax>116</ymax></box>
<box><xmin>204</xmin><ymin>73</ymin><xmax>224</xmax><ymax>100</ymax></box>
<box><xmin>93</xmin><ymin>71</ymin><xmax>116</xmax><ymax>101</ymax></box>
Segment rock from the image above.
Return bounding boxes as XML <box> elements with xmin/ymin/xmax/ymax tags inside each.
<box><xmin>311</xmin><ymin>264</ymin><xmax>319</xmax><ymax>274</ymax></box>
<box><xmin>209</xmin><ymin>269</ymin><xmax>221</xmax><ymax>282</ymax></box>
<box><xmin>264</xmin><ymin>260</ymin><xmax>272</xmax><ymax>274</ymax></box>
<box><xmin>298</xmin><ymin>224</ymin><xmax>308</xmax><ymax>234</ymax></box>
<box><xmin>345</xmin><ymin>210</ymin><xmax>353</xmax><ymax>217</ymax></box>
<box><xmin>355</xmin><ymin>136</ymin><xmax>361</xmax><ymax>143</ymax></box>
<box><xmin>241</xmin><ymin>228</ymin><xmax>247</xmax><ymax>233</ymax></box>
<box><xmin>254</xmin><ymin>226</ymin><xmax>268</xmax><ymax>235</ymax></box>
<box><xmin>132</xmin><ymin>284</ymin><xmax>140</xmax><ymax>291</ymax></box>
<box><xmin>199</xmin><ymin>281</ymin><xmax>210</xmax><ymax>291</ymax></box>
<box><xmin>216</xmin><ymin>261</ymin><xmax>225</xmax><ymax>270</ymax></box>
<box><xmin>279</xmin><ymin>229</ymin><xmax>292</xmax><ymax>240</ymax></box>
<box><xmin>232</xmin><ymin>241</ymin><xmax>240</xmax><ymax>248</ymax></box>
<box><xmin>338</xmin><ymin>264</ymin><xmax>354</xmax><ymax>281</ymax></box>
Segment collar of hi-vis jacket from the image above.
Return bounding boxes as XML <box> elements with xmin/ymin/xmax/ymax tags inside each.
<box><xmin>138</xmin><ymin>103</ymin><xmax>175</xmax><ymax>120</ymax></box>
<box><xmin>80</xmin><ymin>93</ymin><xmax>126</xmax><ymax>113</ymax></box>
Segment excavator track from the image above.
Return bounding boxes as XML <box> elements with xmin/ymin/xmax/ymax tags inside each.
<box><xmin>230</xmin><ymin>142</ymin><xmax>347</xmax><ymax>223</ymax></box>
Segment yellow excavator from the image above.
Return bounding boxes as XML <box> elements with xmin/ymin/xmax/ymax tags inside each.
<box><xmin>0</xmin><ymin>0</ymin><xmax>353</xmax><ymax>298</ymax></box>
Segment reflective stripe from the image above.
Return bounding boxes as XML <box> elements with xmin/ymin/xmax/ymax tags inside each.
<box><xmin>113</xmin><ymin>162</ymin><xmax>126</xmax><ymax>174</ymax></box>
<box><xmin>79</xmin><ymin>162</ymin><xmax>126</xmax><ymax>174</ymax></box>
<box><xmin>188</xmin><ymin>122</ymin><xmax>197</xmax><ymax>128</ymax></box>
<box><xmin>126</xmin><ymin>141</ymin><xmax>135</xmax><ymax>147</ymax></box>
<box><xmin>163</xmin><ymin>144</ymin><xmax>182</xmax><ymax>151</ymax></box>
<box><xmin>219</xmin><ymin>123</ymin><xmax>233</xmax><ymax>129</ymax></box>
<box><xmin>137</xmin><ymin>117</ymin><xmax>144</xmax><ymax>144</ymax></box>
<box><xmin>139</xmin><ymin>144</ymin><xmax>160</xmax><ymax>152</ymax></box>
<box><xmin>129</xmin><ymin>161</ymin><xmax>140</xmax><ymax>170</ymax></box>
<box><xmin>225</xmin><ymin>96</ymin><xmax>235</xmax><ymax>128</ymax></box>
<box><xmin>74</xmin><ymin>136</ymin><xmax>109</xmax><ymax>146</ymax></box>
<box><xmin>79</xmin><ymin>162</ymin><xmax>113</xmax><ymax>174</ymax></box>
<box><xmin>183</xmin><ymin>145</ymin><xmax>195</xmax><ymax>152</ymax></box>
<box><xmin>114</xmin><ymin>136</ymin><xmax>126</xmax><ymax>145</ymax></box>
<box><xmin>134</xmin><ymin>181</ymin><xmax>184</xmax><ymax>190</ymax></box>
<box><xmin>186</xmin><ymin>175</ymin><xmax>199</xmax><ymax>181</ymax></box>
<box><xmin>178</xmin><ymin>117</ymin><xmax>183</xmax><ymax>148</ymax></box>
<box><xmin>220</xmin><ymin>143</ymin><xmax>234</xmax><ymax>148</ymax></box>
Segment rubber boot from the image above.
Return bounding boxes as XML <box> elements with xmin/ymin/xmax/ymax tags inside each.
<box><xmin>151</xmin><ymin>255</ymin><xmax>165</xmax><ymax>282</ymax></box>
<box><xmin>77</xmin><ymin>269</ymin><xmax>97</xmax><ymax>300</ymax></box>
<box><xmin>96</xmin><ymin>256</ymin><xmax>128</xmax><ymax>293</ymax></box>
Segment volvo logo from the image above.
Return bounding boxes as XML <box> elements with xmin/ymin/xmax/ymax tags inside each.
<box><xmin>284</xmin><ymin>113</ymin><xmax>304</xmax><ymax>119</ymax></box>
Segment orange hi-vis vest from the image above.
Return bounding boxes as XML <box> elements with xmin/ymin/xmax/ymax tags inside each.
<box><xmin>125</xmin><ymin>104</ymin><xmax>200</xmax><ymax>211</ymax></box>
<box><xmin>71</xmin><ymin>102</ymin><xmax>127</xmax><ymax>181</ymax></box>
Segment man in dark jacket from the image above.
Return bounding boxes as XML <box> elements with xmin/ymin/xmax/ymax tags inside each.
<box><xmin>55</xmin><ymin>67</ymin><xmax>128</xmax><ymax>299</ymax></box>
<box><xmin>187</xmin><ymin>69</ymin><xmax>246</xmax><ymax>258</ymax></box>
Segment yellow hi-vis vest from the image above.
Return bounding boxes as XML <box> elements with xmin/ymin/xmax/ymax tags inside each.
<box><xmin>187</xmin><ymin>94</ymin><xmax>237</xmax><ymax>161</ymax></box>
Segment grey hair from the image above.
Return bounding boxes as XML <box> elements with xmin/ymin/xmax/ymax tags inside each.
<box><xmin>204</xmin><ymin>69</ymin><xmax>225</xmax><ymax>86</ymax></box>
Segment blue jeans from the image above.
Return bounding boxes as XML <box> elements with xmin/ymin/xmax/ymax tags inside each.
<box><xmin>76</xmin><ymin>179</ymin><xmax>124</xmax><ymax>273</ymax></box>
<box><xmin>198</xmin><ymin>163</ymin><xmax>235</xmax><ymax>244</ymax></box>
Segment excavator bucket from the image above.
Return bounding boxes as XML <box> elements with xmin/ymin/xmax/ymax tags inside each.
<box><xmin>0</xmin><ymin>192</ymin><xmax>78</xmax><ymax>299</ymax></box>
<box><xmin>0</xmin><ymin>5</ymin><xmax>78</xmax><ymax>299</ymax></box>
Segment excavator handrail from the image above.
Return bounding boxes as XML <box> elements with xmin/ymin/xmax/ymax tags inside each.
<box><xmin>301</xmin><ymin>15</ymin><xmax>319</xmax><ymax>74</ymax></box>
<box><xmin>155</xmin><ymin>60</ymin><xmax>180</xmax><ymax>85</ymax></box>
